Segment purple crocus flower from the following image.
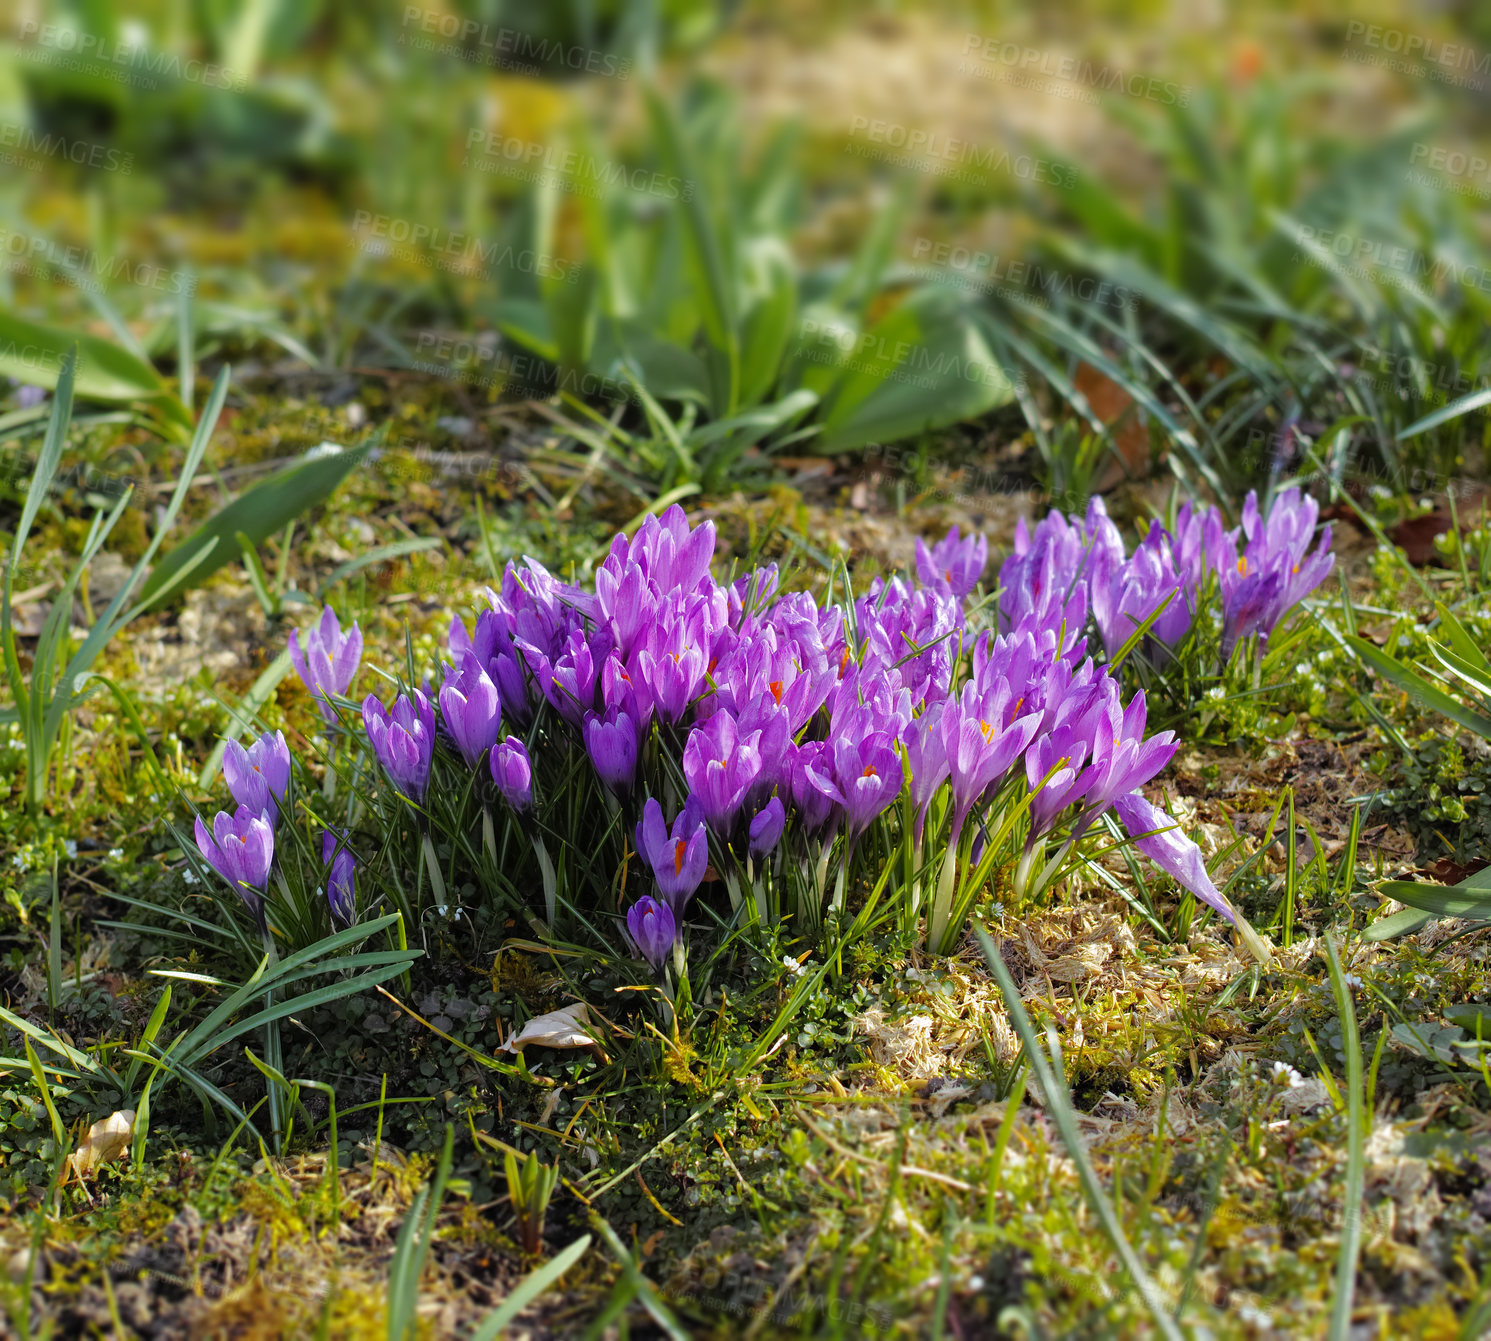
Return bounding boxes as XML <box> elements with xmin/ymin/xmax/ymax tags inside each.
<box><xmin>1114</xmin><ymin>792</ymin><xmax>1236</xmax><ymax>924</ymax></box>
<box><xmin>1221</xmin><ymin>489</ymin><xmax>1334</xmax><ymax>655</ymax></box>
<box><xmin>635</xmin><ymin>796</ymin><xmax>709</xmax><ymax>912</ymax></box>
<box><xmin>916</xmin><ymin>526</ymin><xmax>988</xmax><ymax>601</ymax></box>
<box><xmin>491</xmin><ymin>736</ymin><xmax>533</xmax><ymax>812</ymax></box>
<box><xmin>627</xmin><ymin>895</ymin><xmax>676</xmax><ymax>972</ymax></box>
<box><xmin>585</xmin><ymin>707</ymin><xmax>639</xmax><ymax>795</ymax></box>
<box><xmin>788</xmin><ymin>740</ymin><xmax>840</xmax><ymax>836</ymax></box>
<box><xmin>362</xmin><ymin>690</ymin><xmax>436</xmax><ymax>802</ymax></box>
<box><xmin>1171</xmin><ymin>500</ymin><xmax>1230</xmax><ymax>593</ymax></box>
<box><xmin>289</xmin><ymin>606</ymin><xmax>363</xmax><ymax>723</ymax></box>
<box><xmin>940</xmin><ymin>680</ymin><xmax>1041</xmax><ymax>842</ymax></box>
<box><xmin>632</xmin><ymin>602</ymin><xmax>711</xmax><ymax>725</ymax></box>
<box><xmin>748</xmin><ymin>796</ymin><xmax>786</xmax><ymax>859</ymax></box>
<box><xmin>222</xmin><ymin>730</ymin><xmax>291</xmax><ymax>823</ymax></box>
<box><xmin>1074</xmin><ymin>687</ymin><xmax>1178</xmax><ymax>827</ymax></box>
<box><xmin>906</xmin><ymin>703</ymin><xmax>950</xmax><ymax>843</ymax></box>
<box><xmin>194</xmin><ymin>805</ymin><xmax>275</xmax><ymax>925</ymax></box>
<box><xmin>322</xmin><ymin>828</ymin><xmax>356</xmax><ymax>929</ymax></box>
<box><xmin>1090</xmin><ymin>522</ymin><xmax>1190</xmax><ymax>660</ymax></box>
<box><xmin>683</xmin><ymin>710</ymin><xmax>763</xmax><ymax>835</ymax></box>
<box><xmin>830</xmin><ymin>731</ymin><xmax>904</xmax><ymax>841</ymax></box>
<box><xmin>438</xmin><ymin>655</ymin><xmax>503</xmax><ymax>768</ymax></box>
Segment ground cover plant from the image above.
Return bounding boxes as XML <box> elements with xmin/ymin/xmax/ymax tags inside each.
<box><xmin>4</xmin><ymin>2</ymin><xmax>1491</xmax><ymax>1338</ymax></box>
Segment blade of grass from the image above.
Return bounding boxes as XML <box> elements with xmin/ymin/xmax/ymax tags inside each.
<box><xmin>975</xmin><ymin>926</ymin><xmax>1184</xmax><ymax>1340</ymax></box>
<box><xmin>1323</xmin><ymin>936</ymin><xmax>1365</xmax><ymax>1341</ymax></box>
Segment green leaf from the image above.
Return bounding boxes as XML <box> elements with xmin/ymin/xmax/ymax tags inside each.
<box><xmin>1348</xmin><ymin>635</ymin><xmax>1491</xmax><ymax>740</ymax></box>
<box><xmin>138</xmin><ymin>442</ymin><xmax>371</xmax><ymax>610</ymax></box>
<box><xmin>1362</xmin><ymin>906</ymin><xmax>1434</xmax><ymax>942</ymax></box>
<box><xmin>471</xmin><ymin>1235</ymin><xmax>592</xmax><ymax>1339</ymax></box>
<box><xmin>1398</xmin><ymin>386</ymin><xmax>1491</xmax><ymax>441</ymax></box>
<box><xmin>1377</xmin><ymin>874</ymin><xmax>1491</xmax><ymax>923</ymax></box>
<box><xmin>816</xmin><ymin>288</ymin><xmax>1016</xmax><ymax>453</ymax></box>
<box><xmin>0</xmin><ymin>311</ymin><xmax>191</xmax><ymax>433</ymax></box>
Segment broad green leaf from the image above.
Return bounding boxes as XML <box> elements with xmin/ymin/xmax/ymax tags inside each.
<box><xmin>0</xmin><ymin>311</ymin><xmax>191</xmax><ymax>432</ymax></box>
<box><xmin>138</xmin><ymin>442</ymin><xmax>371</xmax><ymax>609</ymax></box>
<box><xmin>1377</xmin><ymin>876</ymin><xmax>1491</xmax><ymax>923</ymax></box>
<box><xmin>817</xmin><ymin>288</ymin><xmax>1016</xmax><ymax>453</ymax></box>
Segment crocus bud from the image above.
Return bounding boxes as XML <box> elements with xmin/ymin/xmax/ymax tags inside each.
<box><xmin>491</xmin><ymin>736</ymin><xmax>533</xmax><ymax>812</ymax></box>
<box><xmin>322</xmin><ymin>828</ymin><xmax>356</xmax><ymax>929</ymax></box>
<box><xmin>748</xmin><ymin>796</ymin><xmax>786</xmax><ymax>858</ymax></box>
<box><xmin>626</xmin><ymin>895</ymin><xmax>676</xmax><ymax>971</ymax></box>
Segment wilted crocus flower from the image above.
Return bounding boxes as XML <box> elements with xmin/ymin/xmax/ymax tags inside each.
<box><xmin>748</xmin><ymin>796</ymin><xmax>786</xmax><ymax>859</ymax></box>
<box><xmin>322</xmin><ymin>829</ymin><xmax>356</xmax><ymax>929</ymax></box>
<box><xmin>438</xmin><ymin>655</ymin><xmax>502</xmax><ymax>768</ymax></box>
<box><xmin>194</xmin><ymin>806</ymin><xmax>275</xmax><ymax>926</ymax></box>
<box><xmin>222</xmin><ymin>730</ymin><xmax>291</xmax><ymax>823</ymax></box>
<box><xmin>362</xmin><ymin>690</ymin><xmax>435</xmax><ymax>802</ymax></box>
<box><xmin>916</xmin><ymin>526</ymin><xmax>988</xmax><ymax>601</ymax></box>
<box><xmin>627</xmin><ymin>895</ymin><xmax>676</xmax><ymax>972</ymax></box>
<box><xmin>635</xmin><ymin>796</ymin><xmax>708</xmax><ymax>912</ymax></box>
<box><xmin>491</xmin><ymin>736</ymin><xmax>533</xmax><ymax>812</ymax></box>
<box><xmin>1114</xmin><ymin>791</ymin><xmax>1268</xmax><ymax>964</ymax></box>
<box><xmin>289</xmin><ymin>606</ymin><xmax>363</xmax><ymax>723</ymax></box>
<box><xmin>585</xmin><ymin>707</ymin><xmax>639</xmax><ymax>795</ymax></box>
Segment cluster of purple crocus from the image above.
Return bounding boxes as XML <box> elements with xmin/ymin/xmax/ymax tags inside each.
<box><xmin>329</xmin><ymin>501</ymin><xmax>1323</xmax><ymax>970</ymax></box>
<box><xmin>1002</xmin><ymin>489</ymin><xmax>1334</xmax><ymax>662</ymax></box>
<box><xmin>195</xmin><ymin>609</ymin><xmax>366</xmax><ymax>934</ymax></box>
<box><xmin>225</xmin><ymin>495</ymin><xmax>1327</xmax><ymax>964</ymax></box>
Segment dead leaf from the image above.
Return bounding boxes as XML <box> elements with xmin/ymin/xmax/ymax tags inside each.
<box><xmin>67</xmin><ymin>1109</ymin><xmax>135</xmax><ymax>1190</ymax></box>
<box><xmin>499</xmin><ymin>1003</ymin><xmax>603</xmax><ymax>1057</ymax></box>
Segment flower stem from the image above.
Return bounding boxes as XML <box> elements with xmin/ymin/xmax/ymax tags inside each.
<box><xmin>927</xmin><ymin>841</ymin><xmax>959</xmax><ymax>953</ymax></box>
<box><xmin>260</xmin><ymin>926</ymin><xmax>284</xmax><ymax>1152</ymax></box>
